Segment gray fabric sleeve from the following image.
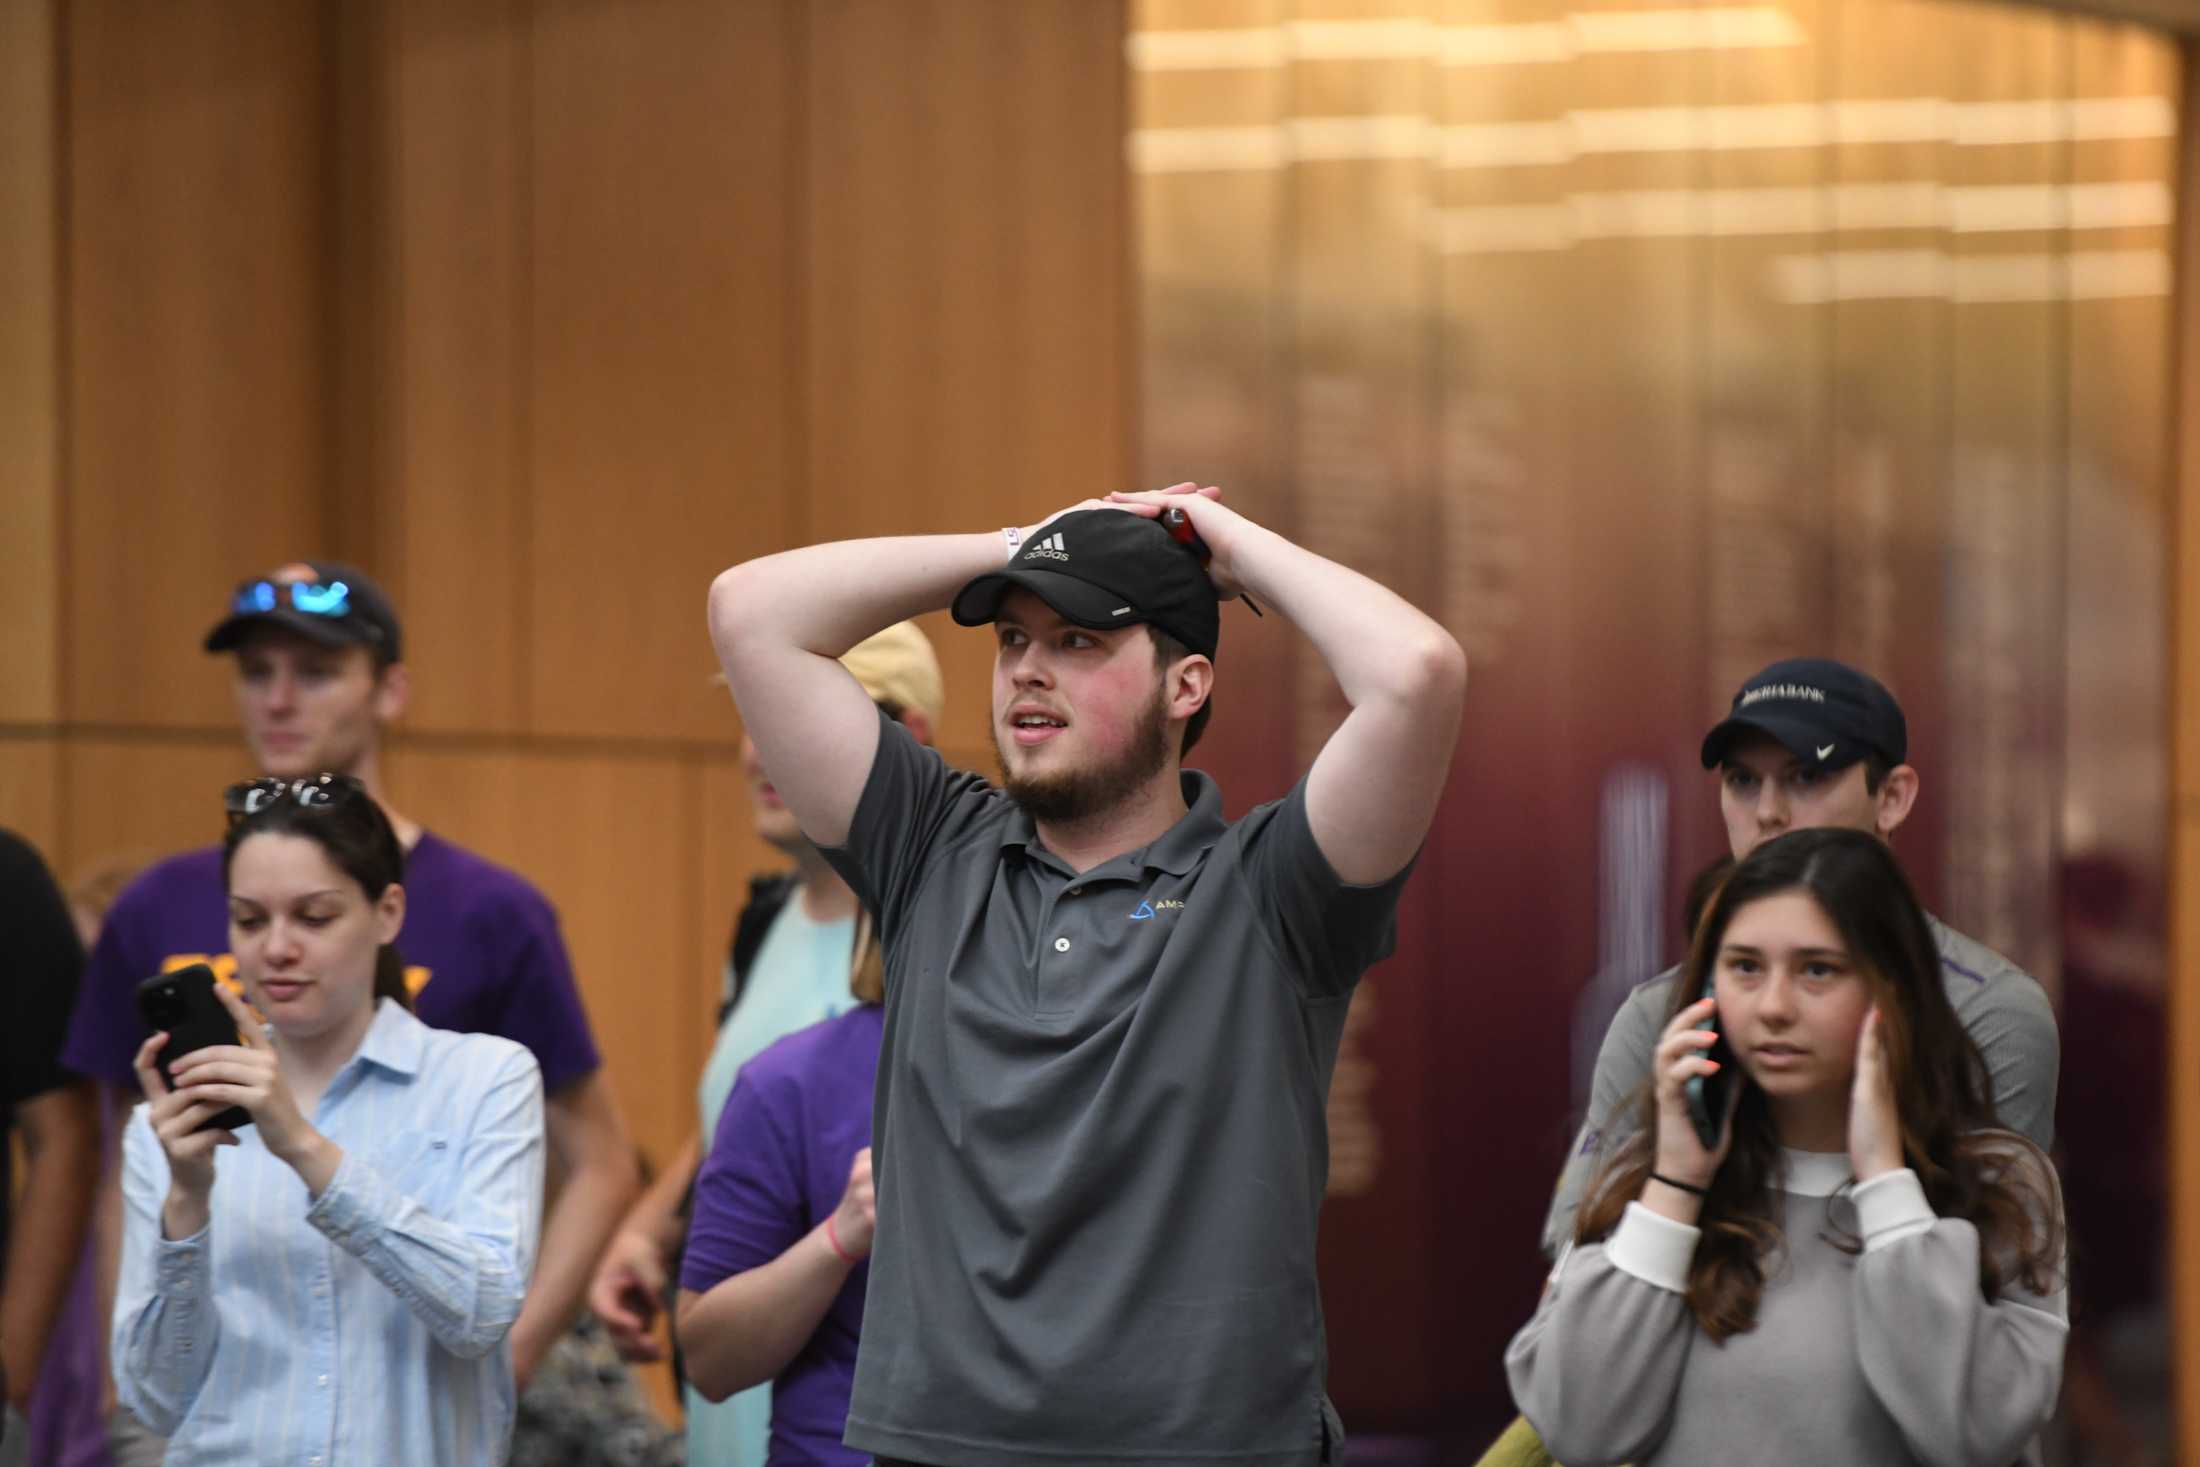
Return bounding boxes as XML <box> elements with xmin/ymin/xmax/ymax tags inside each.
<box><xmin>1949</xmin><ymin>969</ymin><xmax>2060</xmax><ymax>1151</ymax></box>
<box><xmin>1541</xmin><ymin>975</ymin><xmax>1672</xmax><ymax>1255</ymax></box>
<box><xmin>1852</xmin><ymin>1143</ymin><xmax>2069</xmax><ymax>1467</ymax></box>
<box><xmin>1505</xmin><ymin>1221</ymin><xmax>1696</xmax><ymax>1466</ymax></box>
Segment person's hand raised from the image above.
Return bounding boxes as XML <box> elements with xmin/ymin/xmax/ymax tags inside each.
<box><xmin>1847</xmin><ymin>1005</ymin><xmax>1904</xmax><ymax>1183</ymax></box>
<box><xmin>1105</xmin><ymin>483</ymin><xmax>1246</xmax><ymax>600</ymax></box>
<box><xmin>132</xmin><ymin>1030</ymin><xmax>240</xmax><ymax>1201</ymax></box>
<box><xmin>1650</xmin><ymin>996</ymin><xmax>1736</xmax><ymax>1192</ymax></box>
<box><xmin>167</xmin><ymin>981</ymin><xmax>321</xmax><ymax>1173</ymax></box>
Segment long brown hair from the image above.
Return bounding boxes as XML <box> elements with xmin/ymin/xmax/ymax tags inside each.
<box><xmin>1574</xmin><ymin>827</ymin><xmax>2061</xmax><ymax>1340</ymax></box>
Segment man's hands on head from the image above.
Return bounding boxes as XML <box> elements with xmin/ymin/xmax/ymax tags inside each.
<box><xmin>1101</xmin><ymin>484</ymin><xmax>1244</xmax><ymax>596</ymax></box>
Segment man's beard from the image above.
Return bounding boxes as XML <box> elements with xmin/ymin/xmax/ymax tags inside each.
<box><xmin>996</xmin><ymin>686</ymin><xmax>1173</xmax><ymax>826</ymax></box>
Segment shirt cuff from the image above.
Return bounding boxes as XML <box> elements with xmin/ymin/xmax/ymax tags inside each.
<box><xmin>1854</xmin><ymin>1167</ymin><xmax>1936</xmax><ymax>1252</ymax></box>
<box><xmin>154</xmin><ymin>1227</ymin><xmax>212</xmax><ymax>1297</ymax></box>
<box><xmin>303</xmin><ymin>1147</ymin><xmax>388</xmax><ymax>1250</ymax></box>
<box><xmin>1607</xmin><ymin>1201</ymin><xmax>1699</xmax><ymax>1293</ymax></box>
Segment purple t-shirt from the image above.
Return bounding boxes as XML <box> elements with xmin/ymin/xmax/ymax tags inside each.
<box><xmin>682</xmin><ymin>1004</ymin><xmax>881</xmax><ymax>1467</ymax></box>
<box><xmin>59</xmin><ymin>831</ymin><xmax>601</xmax><ymax>1091</ymax></box>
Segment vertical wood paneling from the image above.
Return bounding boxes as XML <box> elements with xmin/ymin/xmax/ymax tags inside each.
<box><xmin>0</xmin><ymin>0</ymin><xmax>62</xmax><ymax>726</ymax></box>
<box><xmin>382</xmin><ymin>745</ymin><xmax>704</xmax><ymax>1179</ymax></box>
<box><xmin>0</xmin><ymin>738</ymin><xmax>66</xmax><ymax>868</ymax></box>
<box><xmin>379</xmin><ymin>0</ymin><xmax>532</xmax><ymax>735</ymax></box>
<box><xmin>526</xmin><ymin>0</ymin><xmax>796</xmax><ymax>743</ymax></box>
<box><xmin>64</xmin><ymin>737</ymin><xmax>259</xmax><ymax>877</ymax></box>
<box><xmin>807</xmin><ymin>0</ymin><xmax>1129</xmax><ymax>755</ymax></box>
<box><xmin>66</xmin><ymin>0</ymin><xmax>331</xmax><ymax>727</ymax></box>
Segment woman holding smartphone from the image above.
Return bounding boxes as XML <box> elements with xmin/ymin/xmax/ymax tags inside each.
<box><xmin>1507</xmin><ymin>826</ymin><xmax>2066</xmax><ymax>1467</ymax></box>
<box><xmin>113</xmin><ymin>775</ymin><xmax>545</xmax><ymax>1466</ymax></box>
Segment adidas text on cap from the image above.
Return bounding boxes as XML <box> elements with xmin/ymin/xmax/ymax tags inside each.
<box><xmin>950</xmin><ymin>509</ymin><xmax>1221</xmax><ymax>659</ymax></box>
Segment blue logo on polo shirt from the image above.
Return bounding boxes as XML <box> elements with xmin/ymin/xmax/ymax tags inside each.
<box><xmin>1128</xmin><ymin>899</ymin><xmax>1185</xmax><ymax>921</ymax></box>
<box><xmin>1130</xmin><ymin>901</ymin><xmax>1155</xmax><ymax>920</ymax></box>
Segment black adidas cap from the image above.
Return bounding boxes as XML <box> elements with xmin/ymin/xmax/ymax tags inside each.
<box><xmin>1700</xmin><ymin>657</ymin><xmax>1908</xmax><ymax>772</ymax></box>
<box><xmin>950</xmin><ymin>510</ymin><xmax>1221</xmax><ymax>658</ymax></box>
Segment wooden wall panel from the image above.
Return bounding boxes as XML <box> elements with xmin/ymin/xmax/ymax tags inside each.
<box><xmin>0</xmin><ymin>737</ymin><xmax>65</xmax><ymax>866</ymax></box>
<box><xmin>382</xmin><ymin>745</ymin><xmax>706</xmax><ymax>1175</ymax></box>
<box><xmin>377</xmin><ymin>0</ymin><xmax>531</xmax><ymax>735</ymax></box>
<box><xmin>0</xmin><ymin>0</ymin><xmax>61</xmax><ymax>726</ymax></box>
<box><xmin>65</xmin><ymin>0</ymin><xmax>332</xmax><ymax>728</ymax></box>
<box><xmin>526</xmin><ymin>0</ymin><xmax>796</xmax><ymax>744</ymax></box>
<box><xmin>63</xmin><ymin>737</ymin><xmax>259</xmax><ymax>879</ymax></box>
<box><xmin>807</xmin><ymin>0</ymin><xmax>1128</xmax><ymax>756</ymax></box>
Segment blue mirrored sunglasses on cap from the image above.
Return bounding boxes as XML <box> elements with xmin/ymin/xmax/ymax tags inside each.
<box><xmin>231</xmin><ymin>578</ymin><xmax>354</xmax><ymax>618</ymax></box>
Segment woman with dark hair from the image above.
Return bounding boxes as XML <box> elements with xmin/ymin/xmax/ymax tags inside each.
<box><xmin>1507</xmin><ymin>826</ymin><xmax>2066</xmax><ymax>1466</ymax></box>
<box><xmin>112</xmin><ymin>775</ymin><xmax>545</xmax><ymax>1466</ymax></box>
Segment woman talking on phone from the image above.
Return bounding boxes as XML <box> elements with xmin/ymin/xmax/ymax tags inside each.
<box><xmin>112</xmin><ymin>775</ymin><xmax>545</xmax><ymax>1466</ymax></box>
<box><xmin>1506</xmin><ymin>826</ymin><xmax>2066</xmax><ymax>1466</ymax></box>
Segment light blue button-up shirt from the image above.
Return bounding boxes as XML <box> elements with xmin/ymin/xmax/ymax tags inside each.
<box><xmin>114</xmin><ymin>998</ymin><xmax>545</xmax><ymax>1467</ymax></box>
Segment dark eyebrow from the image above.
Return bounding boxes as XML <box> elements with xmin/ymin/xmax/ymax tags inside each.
<box><xmin>1719</xmin><ymin>942</ymin><xmax>1849</xmax><ymax>961</ymax></box>
<box><xmin>1721</xmin><ymin>758</ymin><xmax>1803</xmax><ymax>779</ymax></box>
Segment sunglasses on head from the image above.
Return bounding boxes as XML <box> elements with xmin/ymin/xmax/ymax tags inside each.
<box><xmin>223</xmin><ymin>773</ymin><xmax>368</xmax><ymax>825</ymax></box>
<box><xmin>231</xmin><ymin>578</ymin><xmax>354</xmax><ymax>619</ymax></box>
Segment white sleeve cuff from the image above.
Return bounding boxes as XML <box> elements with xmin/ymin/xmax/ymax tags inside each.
<box><xmin>1854</xmin><ymin>1167</ymin><xmax>1936</xmax><ymax>1252</ymax></box>
<box><xmin>1607</xmin><ymin>1201</ymin><xmax>1699</xmax><ymax>1293</ymax></box>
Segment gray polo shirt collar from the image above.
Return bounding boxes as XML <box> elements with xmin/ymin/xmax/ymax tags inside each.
<box><xmin>994</xmin><ymin>770</ymin><xmax>1228</xmax><ymax>878</ymax></box>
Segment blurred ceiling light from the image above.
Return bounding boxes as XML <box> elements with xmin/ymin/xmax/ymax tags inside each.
<box><xmin>1427</xmin><ymin>181</ymin><xmax>2173</xmax><ymax>253</ymax></box>
<box><xmin>1125</xmin><ymin>9</ymin><xmax>1805</xmax><ymax>71</ymax></box>
<box><xmin>1132</xmin><ymin>96</ymin><xmax>2176</xmax><ymax>173</ymax></box>
<box><xmin>1767</xmin><ymin>247</ymin><xmax>2170</xmax><ymax>304</ymax></box>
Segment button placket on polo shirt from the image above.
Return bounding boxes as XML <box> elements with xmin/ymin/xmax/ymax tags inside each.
<box><xmin>1036</xmin><ymin>859</ymin><xmax>1153</xmax><ymax>1020</ymax></box>
<box><xmin>1031</xmin><ymin>869</ymin><xmax>1082</xmax><ymax>1018</ymax></box>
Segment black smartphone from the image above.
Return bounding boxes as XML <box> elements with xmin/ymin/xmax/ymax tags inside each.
<box><xmin>135</xmin><ymin>964</ymin><xmax>253</xmax><ymax>1133</ymax></box>
<box><xmin>1682</xmin><ymin>977</ymin><xmax>1734</xmax><ymax>1151</ymax></box>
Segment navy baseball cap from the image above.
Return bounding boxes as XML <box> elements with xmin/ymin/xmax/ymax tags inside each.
<box><xmin>951</xmin><ymin>510</ymin><xmax>1221</xmax><ymax>659</ymax></box>
<box><xmin>204</xmin><ymin>560</ymin><xmax>404</xmax><ymax>665</ymax></box>
<box><xmin>1700</xmin><ymin>657</ymin><xmax>1907</xmax><ymax>772</ymax></box>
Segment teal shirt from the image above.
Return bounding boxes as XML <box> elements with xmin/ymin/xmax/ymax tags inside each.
<box><xmin>686</xmin><ymin>890</ymin><xmax>856</xmax><ymax>1467</ymax></box>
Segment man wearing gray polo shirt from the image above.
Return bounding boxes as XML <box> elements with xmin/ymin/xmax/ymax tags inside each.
<box><xmin>708</xmin><ymin>485</ymin><xmax>1466</xmax><ymax>1466</ymax></box>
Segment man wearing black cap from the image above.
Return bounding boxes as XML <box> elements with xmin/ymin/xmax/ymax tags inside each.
<box><xmin>58</xmin><ymin>561</ymin><xmax>652</xmax><ymax>1463</ymax></box>
<box><xmin>709</xmin><ymin>485</ymin><xmax>1467</xmax><ymax>1466</ymax></box>
<box><xmin>1539</xmin><ymin>656</ymin><xmax>2061</xmax><ymax>1253</ymax></box>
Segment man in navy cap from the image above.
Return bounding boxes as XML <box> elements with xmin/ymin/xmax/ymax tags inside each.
<box><xmin>708</xmin><ymin>485</ymin><xmax>1467</xmax><ymax>1467</ymax></box>
<box><xmin>1540</xmin><ymin>656</ymin><xmax>2061</xmax><ymax>1252</ymax></box>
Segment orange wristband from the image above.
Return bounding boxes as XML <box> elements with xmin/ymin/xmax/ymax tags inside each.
<box><xmin>824</xmin><ymin>1214</ymin><xmax>858</xmax><ymax>1264</ymax></box>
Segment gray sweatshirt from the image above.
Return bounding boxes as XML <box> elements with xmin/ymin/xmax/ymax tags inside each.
<box><xmin>1544</xmin><ymin>914</ymin><xmax>2059</xmax><ymax>1255</ymax></box>
<box><xmin>1506</xmin><ymin>1144</ymin><xmax>2067</xmax><ymax>1467</ymax></box>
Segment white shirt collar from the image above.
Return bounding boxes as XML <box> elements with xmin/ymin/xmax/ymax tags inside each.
<box><xmin>1780</xmin><ymin>1146</ymin><xmax>1854</xmax><ymax>1197</ymax></box>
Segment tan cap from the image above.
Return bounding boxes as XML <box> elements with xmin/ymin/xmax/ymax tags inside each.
<box><xmin>838</xmin><ymin>621</ymin><xmax>945</xmax><ymax>728</ymax></box>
